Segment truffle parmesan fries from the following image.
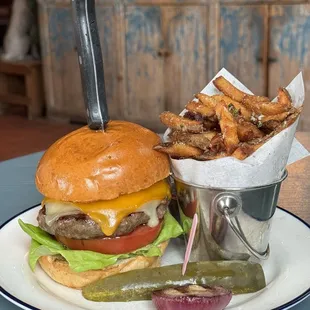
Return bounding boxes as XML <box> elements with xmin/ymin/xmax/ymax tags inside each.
<box><xmin>155</xmin><ymin>76</ymin><xmax>302</xmax><ymax>161</ymax></box>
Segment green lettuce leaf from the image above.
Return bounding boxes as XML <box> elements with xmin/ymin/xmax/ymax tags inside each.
<box><xmin>19</xmin><ymin>220</ymin><xmax>64</xmax><ymax>250</ymax></box>
<box><xmin>18</xmin><ymin>212</ymin><xmax>183</xmax><ymax>273</ymax></box>
<box><xmin>179</xmin><ymin>207</ymin><xmax>193</xmax><ymax>234</ymax></box>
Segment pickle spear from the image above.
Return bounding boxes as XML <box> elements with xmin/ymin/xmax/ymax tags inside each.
<box><xmin>82</xmin><ymin>261</ymin><xmax>266</xmax><ymax>302</ymax></box>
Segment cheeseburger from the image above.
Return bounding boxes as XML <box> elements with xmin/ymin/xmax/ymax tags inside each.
<box><xmin>19</xmin><ymin>121</ymin><xmax>183</xmax><ymax>288</ymax></box>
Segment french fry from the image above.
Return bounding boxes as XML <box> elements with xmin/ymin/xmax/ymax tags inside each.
<box><xmin>199</xmin><ymin>131</ymin><xmax>217</xmax><ymax>141</ymax></box>
<box><xmin>237</xmin><ymin>119</ymin><xmax>264</xmax><ymax>142</ymax></box>
<box><xmin>183</xmin><ymin>111</ymin><xmax>220</xmax><ymax>131</ymax></box>
<box><xmin>183</xmin><ymin>111</ymin><xmax>204</xmax><ymax>122</ymax></box>
<box><xmin>242</xmin><ymin>98</ymin><xmax>284</xmax><ymax>116</ymax></box>
<box><xmin>186</xmin><ymin>100</ymin><xmax>215</xmax><ymax>118</ymax></box>
<box><xmin>203</xmin><ymin>119</ymin><xmax>221</xmax><ymax>131</ymax></box>
<box><xmin>232</xmin><ymin>142</ymin><xmax>264</xmax><ymax>160</ymax></box>
<box><xmin>213</xmin><ymin>95</ymin><xmax>252</xmax><ymax>121</ymax></box>
<box><xmin>215</xmin><ymin>102</ymin><xmax>239</xmax><ymax>154</ymax></box>
<box><xmin>279</xmin><ymin>106</ymin><xmax>302</xmax><ymax>128</ymax></box>
<box><xmin>156</xmin><ymin>75</ymin><xmax>301</xmax><ymax>161</ymax></box>
<box><xmin>153</xmin><ymin>142</ymin><xmax>203</xmax><ymax>158</ymax></box>
<box><xmin>160</xmin><ymin>111</ymin><xmax>203</xmax><ymax>133</ymax></box>
<box><xmin>259</xmin><ymin>109</ymin><xmax>294</xmax><ymax>131</ymax></box>
<box><xmin>247</xmin><ymin>117</ymin><xmax>292</xmax><ymax>147</ymax></box>
<box><xmin>194</xmin><ymin>151</ymin><xmax>228</xmax><ymax>161</ymax></box>
<box><xmin>195</xmin><ymin>93</ymin><xmax>218</xmax><ymax>109</ymax></box>
<box><xmin>261</xmin><ymin>111</ymin><xmax>290</xmax><ymax>123</ymax></box>
<box><xmin>209</xmin><ymin>133</ymin><xmax>226</xmax><ymax>153</ymax></box>
<box><xmin>278</xmin><ymin>87</ymin><xmax>292</xmax><ymax>109</ymax></box>
<box><xmin>169</xmin><ymin>131</ymin><xmax>216</xmax><ymax>150</ymax></box>
<box><xmin>261</xmin><ymin>120</ymin><xmax>281</xmax><ymax>132</ymax></box>
<box><xmin>213</xmin><ymin>76</ymin><xmax>269</xmax><ymax>103</ymax></box>
<box><xmin>233</xmin><ymin>108</ymin><xmax>301</xmax><ymax>160</ymax></box>
<box><xmin>242</xmin><ymin>87</ymin><xmax>292</xmax><ymax>116</ymax></box>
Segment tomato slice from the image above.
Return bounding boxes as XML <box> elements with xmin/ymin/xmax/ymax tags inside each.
<box><xmin>183</xmin><ymin>200</ymin><xmax>197</xmax><ymax>218</ymax></box>
<box><xmin>56</xmin><ymin>220</ymin><xmax>163</xmax><ymax>255</ymax></box>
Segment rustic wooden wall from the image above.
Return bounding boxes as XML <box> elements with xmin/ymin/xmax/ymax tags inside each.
<box><xmin>38</xmin><ymin>0</ymin><xmax>310</xmax><ymax>132</ymax></box>
<box><xmin>268</xmin><ymin>4</ymin><xmax>310</xmax><ymax>129</ymax></box>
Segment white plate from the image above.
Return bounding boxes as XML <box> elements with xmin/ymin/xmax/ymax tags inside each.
<box><xmin>0</xmin><ymin>205</ymin><xmax>309</xmax><ymax>310</ymax></box>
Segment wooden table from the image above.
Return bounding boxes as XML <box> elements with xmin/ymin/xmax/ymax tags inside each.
<box><xmin>0</xmin><ymin>115</ymin><xmax>80</xmax><ymax>161</ymax></box>
<box><xmin>279</xmin><ymin>132</ymin><xmax>310</xmax><ymax>224</ymax></box>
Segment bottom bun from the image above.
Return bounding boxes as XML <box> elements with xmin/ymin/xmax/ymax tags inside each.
<box><xmin>38</xmin><ymin>241</ymin><xmax>169</xmax><ymax>289</ymax></box>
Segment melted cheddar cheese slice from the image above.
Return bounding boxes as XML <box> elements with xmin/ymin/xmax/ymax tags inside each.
<box><xmin>43</xmin><ymin>180</ymin><xmax>171</xmax><ymax>236</ymax></box>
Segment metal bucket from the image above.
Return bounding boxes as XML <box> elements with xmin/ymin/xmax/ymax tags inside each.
<box><xmin>173</xmin><ymin>170</ymin><xmax>288</xmax><ymax>261</ymax></box>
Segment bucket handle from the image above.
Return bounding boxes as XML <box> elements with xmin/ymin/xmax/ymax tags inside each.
<box><xmin>213</xmin><ymin>193</ymin><xmax>270</xmax><ymax>260</ymax></box>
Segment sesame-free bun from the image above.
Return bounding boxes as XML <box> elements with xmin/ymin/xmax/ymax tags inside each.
<box><xmin>38</xmin><ymin>241</ymin><xmax>169</xmax><ymax>289</ymax></box>
<box><xmin>36</xmin><ymin>121</ymin><xmax>170</xmax><ymax>202</ymax></box>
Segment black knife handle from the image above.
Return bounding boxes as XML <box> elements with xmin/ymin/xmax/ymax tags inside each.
<box><xmin>71</xmin><ymin>0</ymin><xmax>109</xmax><ymax>130</ymax></box>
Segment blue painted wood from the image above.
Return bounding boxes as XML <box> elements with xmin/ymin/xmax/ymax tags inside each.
<box><xmin>96</xmin><ymin>6</ymin><xmax>118</xmax><ymax>118</ymax></box>
<box><xmin>124</xmin><ymin>6</ymin><xmax>165</xmax><ymax>120</ymax></box>
<box><xmin>163</xmin><ymin>6</ymin><xmax>208</xmax><ymax>113</ymax></box>
<box><xmin>48</xmin><ymin>8</ymin><xmax>74</xmax><ymax>61</ymax></box>
<box><xmin>123</xmin><ymin>5</ymin><xmax>209</xmax><ymax>126</ymax></box>
<box><xmin>45</xmin><ymin>7</ymin><xmax>85</xmax><ymax>116</ymax></box>
<box><xmin>126</xmin><ymin>7</ymin><xmax>164</xmax><ymax>56</ymax></box>
<box><xmin>268</xmin><ymin>5</ymin><xmax>310</xmax><ymax>130</ymax></box>
<box><xmin>41</xmin><ymin>5</ymin><xmax>119</xmax><ymax>120</ymax></box>
<box><xmin>219</xmin><ymin>6</ymin><xmax>266</xmax><ymax>95</ymax></box>
<box><xmin>271</xmin><ymin>7</ymin><xmax>310</xmax><ymax>65</ymax></box>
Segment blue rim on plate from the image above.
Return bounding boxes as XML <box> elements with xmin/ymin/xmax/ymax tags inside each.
<box><xmin>0</xmin><ymin>204</ymin><xmax>41</xmax><ymax>310</ymax></box>
<box><xmin>0</xmin><ymin>204</ymin><xmax>309</xmax><ymax>310</ymax></box>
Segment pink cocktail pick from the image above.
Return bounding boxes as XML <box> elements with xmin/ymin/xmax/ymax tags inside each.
<box><xmin>182</xmin><ymin>213</ymin><xmax>198</xmax><ymax>275</ymax></box>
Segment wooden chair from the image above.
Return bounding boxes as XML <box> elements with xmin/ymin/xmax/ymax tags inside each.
<box><xmin>0</xmin><ymin>60</ymin><xmax>44</xmax><ymax>119</ymax></box>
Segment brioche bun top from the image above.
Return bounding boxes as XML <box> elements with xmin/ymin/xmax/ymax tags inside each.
<box><xmin>36</xmin><ymin>121</ymin><xmax>170</xmax><ymax>202</ymax></box>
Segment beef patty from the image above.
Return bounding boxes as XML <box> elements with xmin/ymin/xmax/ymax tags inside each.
<box><xmin>37</xmin><ymin>202</ymin><xmax>168</xmax><ymax>239</ymax></box>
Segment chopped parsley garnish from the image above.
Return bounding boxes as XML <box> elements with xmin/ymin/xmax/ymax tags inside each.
<box><xmin>228</xmin><ymin>103</ymin><xmax>240</xmax><ymax>117</ymax></box>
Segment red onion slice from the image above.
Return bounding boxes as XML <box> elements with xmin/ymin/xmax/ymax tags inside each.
<box><xmin>152</xmin><ymin>285</ymin><xmax>232</xmax><ymax>310</ymax></box>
